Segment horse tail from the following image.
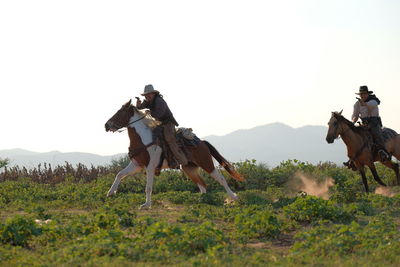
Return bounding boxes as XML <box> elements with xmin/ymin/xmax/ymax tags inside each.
<box><xmin>203</xmin><ymin>141</ymin><xmax>245</xmax><ymax>182</ymax></box>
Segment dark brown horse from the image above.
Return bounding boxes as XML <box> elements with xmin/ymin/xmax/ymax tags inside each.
<box><xmin>105</xmin><ymin>100</ymin><xmax>244</xmax><ymax>209</ymax></box>
<box><xmin>326</xmin><ymin>111</ymin><xmax>400</xmax><ymax>192</ymax></box>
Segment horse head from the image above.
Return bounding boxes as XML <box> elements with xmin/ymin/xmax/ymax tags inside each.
<box><xmin>326</xmin><ymin>110</ymin><xmax>343</xmax><ymax>144</ymax></box>
<box><xmin>105</xmin><ymin>99</ymin><xmax>135</xmax><ymax>132</ymax></box>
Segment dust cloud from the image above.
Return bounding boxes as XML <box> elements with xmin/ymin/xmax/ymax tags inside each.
<box><xmin>375</xmin><ymin>186</ymin><xmax>396</xmax><ymax>197</ymax></box>
<box><xmin>290</xmin><ymin>172</ymin><xmax>335</xmax><ymax>200</ymax></box>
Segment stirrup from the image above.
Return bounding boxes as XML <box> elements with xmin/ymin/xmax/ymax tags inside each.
<box><xmin>378</xmin><ymin>150</ymin><xmax>391</xmax><ymax>161</ymax></box>
<box><xmin>343</xmin><ymin>160</ymin><xmax>357</xmax><ymax>171</ymax></box>
<box><xmin>168</xmin><ymin>160</ymin><xmax>179</xmax><ymax>169</ymax></box>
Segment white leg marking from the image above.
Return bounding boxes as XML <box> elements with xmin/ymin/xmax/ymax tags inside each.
<box><xmin>140</xmin><ymin>169</ymin><xmax>155</xmax><ymax>210</ymax></box>
<box><xmin>198</xmin><ymin>184</ymin><xmax>207</xmax><ymax>194</ymax></box>
<box><xmin>140</xmin><ymin>145</ymin><xmax>162</xmax><ymax>209</ymax></box>
<box><xmin>107</xmin><ymin>160</ymin><xmax>141</xmax><ymax>197</ymax></box>
<box><xmin>210</xmin><ymin>169</ymin><xmax>238</xmax><ymax>200</ymax></box>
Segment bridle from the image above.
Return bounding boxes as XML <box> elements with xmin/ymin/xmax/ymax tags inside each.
<box><xmin>116</xmin><ymin>114</ymin><xmax>147</xmax><ymax>133</ymax></box>
<box><xmin>335</xmin><ymin>119</ymin><xmax>368</xmax><ymax>161</ymax></box>
<box><xmin>338</xmin><ymin>122</ymin><xmax>351</xmax><ymax>138</ymax></box>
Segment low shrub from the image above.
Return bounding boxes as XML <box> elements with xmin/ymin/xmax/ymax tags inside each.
<box><xmin>283</xmin><ymin>195</ymin><xmax>354</xmax><ymax>223</ymax></box>
<box><xmin>0</xmin><ymin>215</ymin><xmax>42</xmax><ymax>247</ymax></box>
<box><xmin>234</xmin><ymin>207</ymin><xmax>281</xmax><ymax>242</ymax></box>
<box><xmin>292</xmin><ymin>215</ymin><xmax>400</xmax><ymax>257</ymax></box>
<box><xmin>237</xmin><ymin>190</ymin><xmax>272</xmax><ymax>205</ymax></box>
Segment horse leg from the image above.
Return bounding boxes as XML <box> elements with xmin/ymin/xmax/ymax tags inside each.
<box><xmin>381</xmin><ymin>160</ymin><xmax>400</xmax><ymax>186</ymax></box>
<box><xmin>182</xmin><ymin>164</ymin><xmax>207</xmax><ymax>193</ymax></box>
<box><xmin>140</xmin><ymin>146</ymin><xmax>163</xmax><ymax>209</ymax></box>
<box><xmin>107</xmin><ymin>160</ymin><xmax>142</xmax><ymax>197</ymax></box>
<box><xmin>190</xmin><ymin>142</ymin><xmax>238</xmax><ymax>200</ymax></box>
<box><xmin>368</xmin><ymin>164</ymin><xmax>387</xmax><ymax>186</ymax></box>
<box><xmin>209</xmin><ymin>168</ymin><xmax>238</xmax><ymax>200</ymax></box>
<box><xmin>139</xmin><ymin>170</ymin><xmax>155</xmax><ymax>210</ymax></box>
<box><xmin>358</xmin><ymin>167</ymin><xmax>369</xmax><ymax>193</ymax></box>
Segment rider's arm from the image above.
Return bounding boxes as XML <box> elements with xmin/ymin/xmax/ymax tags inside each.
<box><xmin>352</xmin><ymin>102</ymin><xmax>360</xmax><ymax>123</ymax></box>
<box><xmin>151</xmin><ymin>97</ymin><xmax>168</xmax><ymax>118</ymax></box>
<box><xmin>365</xmin><ymin>100</ymin><xmax>378</xmax><ymax>116</ymax></box>
<box><xmin>137</xmin><ymin>100</ymin><xmax>149</xmax><ymax>109</ymax></box>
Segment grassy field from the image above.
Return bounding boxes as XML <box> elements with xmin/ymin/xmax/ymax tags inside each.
<box><xmin>1</xmin><ymin>160</ymin><xmax>400</xmax><ymax>266</ymax></box>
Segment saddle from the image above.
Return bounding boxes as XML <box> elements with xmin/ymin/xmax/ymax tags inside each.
<box><xmin>153</xmin><ymin>126</ymin><xmax>201</xmax><ymax>173</ymax></box>
<box><xmin>358</xmin><ymin>124</ymin><xmax>397</xmax><ymax>154</ymax></box>
<box><xmin>344</xmin><ymin>125</ymin><xmax>397</xmax><ymax>170</ymax></box>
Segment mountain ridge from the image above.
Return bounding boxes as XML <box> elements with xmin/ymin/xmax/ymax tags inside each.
<box><xmin>1</xmin><ymin>122</ymin><xmax>346</xmax><ymax>168</ymax></box>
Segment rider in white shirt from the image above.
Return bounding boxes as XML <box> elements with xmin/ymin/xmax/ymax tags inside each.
<box><xmin>352</xmin><ymin>85</ymin><xmax>390</xmax><ymax>161</ymax></box>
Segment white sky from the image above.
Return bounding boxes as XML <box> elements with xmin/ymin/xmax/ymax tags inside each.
<box><xmin>1</xmin><ymin>0</ymin><xmax>400</xmax><ymax>155</ymax></box>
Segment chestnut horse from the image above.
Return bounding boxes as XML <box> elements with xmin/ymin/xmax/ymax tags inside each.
<box><xmin>105</xmin><ymin>100</ymin><xmax>244</xmax><ymax>209</ymax></box>
<box><xmin>326</xmin><ymin>111</ymin><xmax>400</xmax><ymax>192</ymax></box>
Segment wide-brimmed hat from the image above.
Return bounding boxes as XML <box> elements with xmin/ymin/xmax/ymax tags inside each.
<box><xmin>141</xmin><ymin>84</ymin><xmax>159</xmax><ymax>96</ymax></box>
<box><xmin>355</xmin><ymin>85</ymin><xmax>373</xmax><ymax>95</ymax></box>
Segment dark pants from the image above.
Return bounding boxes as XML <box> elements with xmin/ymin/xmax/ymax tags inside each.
<box><xmin>162</xmin><ymin>122</ymin><xmax>188</xmax><ymax>166</ymax></box>
<box><xmin>362</xmin><ymin>117</ymin><xmax>386</xmax><ymax>152</ymax></box>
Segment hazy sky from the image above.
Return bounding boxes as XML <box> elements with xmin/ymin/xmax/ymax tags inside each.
<box><xmin>1</xmin><ymin>0</ymin><xmax>400</xmax><ymax>155</ymax></box>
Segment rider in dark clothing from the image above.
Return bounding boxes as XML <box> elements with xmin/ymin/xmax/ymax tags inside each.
<box><xmin>136</xmin><ymin>84</ymin><xmax>188</xmax><ymax>167</ymax></box>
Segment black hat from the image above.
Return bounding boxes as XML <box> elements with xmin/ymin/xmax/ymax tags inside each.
<box><xmin>356</xmin><ymin>85</ymin><xmax>373</xmax><ymax>95</ymax></box>
<box><xmin>141</xmin><ymin>84</ymin><xmax>159</xmax><ymax>96</ymax></box>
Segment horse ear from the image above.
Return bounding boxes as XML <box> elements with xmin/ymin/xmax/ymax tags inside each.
<box><xmin>127</xmin><ymin>99</ymin><xmax>132</xmax><ymax>106</ymax></box>
<box><xmin>339</xmin><ymin>109</ymin><xmax>343</xmax><ymax>115</ymax></box>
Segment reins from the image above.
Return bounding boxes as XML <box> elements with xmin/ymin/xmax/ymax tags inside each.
<box><xmin>350</xmin><ymin>142</ymin><xmax>368</xmax><ymax>161</ymax></box>
<box><xmin>116</xmin><ymin>115</ymin><xmax>147</xmax><ymax>133</ymax></box>
<box><xmin>339</xmin><ymin>122</ymin><xmax>368</xmax><ymax>161</ymax></box>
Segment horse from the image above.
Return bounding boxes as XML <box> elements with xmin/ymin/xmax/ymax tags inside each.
<box><xmin>326</xmin><ymin>111</ymin><xmax>400</xmax><ymax>192</ymax></box>
<box><xmin>105</xmin><ymin>99</ymin><xmax>245</xmax><ymax>209</ymax></box>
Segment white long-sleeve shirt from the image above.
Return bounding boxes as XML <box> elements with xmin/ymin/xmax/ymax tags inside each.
<box><xmin>352</xmin><ymin>100</ymin><xmax>379</xmax><ymax>121</ymax></box>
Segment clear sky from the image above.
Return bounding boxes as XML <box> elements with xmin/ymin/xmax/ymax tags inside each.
<box><xmin>1</xmin><ymin>0</ymin><xmax>400</xmax><ymax>155</ymax></box>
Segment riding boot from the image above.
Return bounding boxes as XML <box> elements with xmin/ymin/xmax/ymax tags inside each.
<box><xmin>378</xmin><ymin>148</ymin><xmax>391</xmax><ymax>162</ymax></box>
<box><xmin>369</xmin><ymin>119</ymin><xmax>391</xmax><ymax>161</ymax></box>
<box><xmin>163</xmin><ymin>123</ymin><xmax>189</xmax><ymax>166</ymax></box>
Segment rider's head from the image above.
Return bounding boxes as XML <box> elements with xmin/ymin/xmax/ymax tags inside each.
<box><xmin>141</xmin><ymin>84</ymin><xmax>159</xmax><ymax>102</ymax></box>
<box><xmin>356</xmin><ymin>85</ymin><xmax>373</xmax><ymax>101</ymax></box>
<box><xmin>144</xmin><ymin>92</ymin><xmax>157</xmax><ymax>102</ymax></box>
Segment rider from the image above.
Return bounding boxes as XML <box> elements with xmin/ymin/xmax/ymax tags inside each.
<box><xmin>352</xmin><ymin>85</ymin><xmax>390</xmax><ymax>161</ymax></box>
<box><xmin>136</xmin><ymin>84</ymin><xmax>189</xmax><ymax>167</ymax></box>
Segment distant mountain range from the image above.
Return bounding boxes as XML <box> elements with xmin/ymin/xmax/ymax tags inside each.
<box><xmin>203</xmin><ymin>122</ymin><xmax>346</xmax><ymax>167</ymax></box>
<box><xmin>0</xmin><ymin>148</ymin><xmax>124</xmax><ymax>168</ymax></box>
<box><xmin>0</xmin><ymin>123</ymin><xmax>347</xmax><ymax>168</ymax></box>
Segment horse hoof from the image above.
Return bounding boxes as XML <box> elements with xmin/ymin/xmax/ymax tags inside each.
<box><xmin>231</xmin><ymin>193</ymin><xmax>239</xmax><ymax>201</ymax></box>
<box><xmin>139</xmin><ymin>203</ymin><xmax>151</xmax><ymax>210</ymax></box>
<box><xmin>107</xmin><ymin>191</ymin><xmax>116</xmax><ymax>197</ymax></box>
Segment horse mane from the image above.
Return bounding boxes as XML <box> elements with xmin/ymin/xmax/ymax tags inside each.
<box><xmin>132</xmin><ymin>106</ymin><xmax>161</xmax><ymax>129</ymax></box>
<box><xmin>333</xmin><ymin>112</ymin><xmax>367</xmax><ymax>136</ymax></box>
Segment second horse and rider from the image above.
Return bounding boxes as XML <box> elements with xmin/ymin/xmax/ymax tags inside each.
<box><xmin>326</xmin><ymin>85</ymin><xmax>400</xmax><ymax>192</ymax></box>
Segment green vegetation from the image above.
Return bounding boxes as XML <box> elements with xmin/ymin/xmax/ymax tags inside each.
<box><xmin>1</xmin><ymin>159</ymin><xmax>400</xmax><ymax>266</ymax></box>
<box><xmin>0</xmin><ymin>158</ymin><xmax>8</xmax><ymax>169</ymax></box>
